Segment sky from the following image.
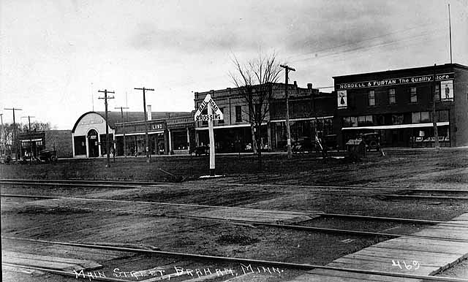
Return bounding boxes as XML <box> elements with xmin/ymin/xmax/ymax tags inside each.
<box><xmin>1</xmin><ymin>0</ymin><xmax>467</xmax><ymax>129</ymax></box>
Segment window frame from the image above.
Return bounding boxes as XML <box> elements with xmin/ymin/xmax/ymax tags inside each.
<box><xmin>410</xmin><ymin>87</ymin><xmax>417</xmax><ymax>103</ymax></box>
<box><xmin>368</xmin><ymin>90</ymin><xmax>375</xmax><ymax>106</ymax></box>
<box><xmin>389</xmin><ymin>88</ymin><xmax>396</xmax><ymax>104</ymax></box>
<box><xmin>235</xmin><ymin>106</ymin><xmax>242</xmax><ymax>122</ymax></box>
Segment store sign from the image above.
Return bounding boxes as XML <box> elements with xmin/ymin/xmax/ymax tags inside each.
<box><xmin>337</xmin><ymin>90</ymin><xmax>348</xmax><ymax>109</ymax></box>
<box><xmin>440</xmin><ymin>80</ymin><xmax>454</xmax><ymax>100</ymax></box>
<box><xmin>194</xmin><ymin>94</ymin><xmax>224</xmax><ymax>121</ymax></box>
<box><xmin>337</xmin><ymin>73</ymin><xmax>454</xmax><ymax>90</ymax></box>
<box><xmin>151</xmin><ymin>124</ymin><xmax>164</xmax><ymax>130</ymax></box>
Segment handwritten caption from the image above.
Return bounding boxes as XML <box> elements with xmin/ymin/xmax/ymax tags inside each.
<box><xmin>73</xmin><ymin>264</ymin><xmax>284</xmax><ymax>280</ymax></box>
<box><xmin>392</xmin><ymin>260</ymin><xmax>420</xmax><ymax>270</ymax></box>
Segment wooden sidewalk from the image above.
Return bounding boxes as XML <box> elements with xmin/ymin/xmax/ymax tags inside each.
<box><xmin>289</xmin><ymin>213</ymin><xmax>468</xmax><ymax>281</ymax></box>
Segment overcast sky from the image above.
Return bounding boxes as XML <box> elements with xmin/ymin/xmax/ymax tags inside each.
<box><xmin>1</xmin><ymin>0</ymin><xmax>467</xmax><ymax>129</ymax></box>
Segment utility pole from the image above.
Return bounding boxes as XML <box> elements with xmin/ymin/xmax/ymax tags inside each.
<box><xmin>134</xmin><ymin>87</ymin><xmax>154</xmax><ymax>162</ymax></box>
<box><xmin>432</xmin><ymin>64</ymin><xmax>440</xmax><ymax>149</ymax></box>
<box><xmin>115</xmin><ymin>106</ymin><xmax>129</xmax><ymax>158</ymax></box>
<box><xmin>280</xmin><ymin>65</ymin><xmax>295</xmax><ymax>159</ymax></box>
<box><xmin>4</xmin><ymin>108</ymin><xmax>22</xmax><ymax>160</ymax></box>
<box><xmin>22</xmin><ymin>115</ymin><xmax>35</xmax><ymax>165</ymax></box>
<box><xmin>98</xmin><ymin>89</ymin><xmax>115</xmax><ymax>167</ymax></box>
<box><xmin>448</xmin><ymin>4</ymin><xmax>453</xmax><ymax>64</ymax></box>
<box><xmin>0</xmin><ymin>113</ymin><xmax>4</xmax><ymax>156</ymax></box>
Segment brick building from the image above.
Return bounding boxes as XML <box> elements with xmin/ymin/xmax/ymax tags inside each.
<box><xmin>194</xmin><ymin>82</ymin><xmax>337</xmax><ymax>152</ymax></box>
<box><xmin>334</xmin><ymin>63</ymin><xmax>468</xmax><ymax>148</ymax></box>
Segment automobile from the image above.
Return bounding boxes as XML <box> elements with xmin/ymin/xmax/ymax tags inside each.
<box><xmin>361</xmin><ymin>132</ymin><xmax>381</xmax><ymax>151</ymax></box>
<box><xmin>38</xmin><ymin>149</ymin><xmax>58</xmax><ymax>163</ymax></box>
<box><xmin>191</xmin><ymin>146</ymin><xmax>209</xmax><ymax>156</ymax></box>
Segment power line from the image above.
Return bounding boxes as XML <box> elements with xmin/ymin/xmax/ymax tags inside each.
<box><xmin>290</xmin><ymin>28</ymin><xmax>446</xmax><ymax>64</ymax></box>
<box><xmin>287</xmin><ymin>21</ymin><xmax>442</xmax><ymax>62</ymax></box>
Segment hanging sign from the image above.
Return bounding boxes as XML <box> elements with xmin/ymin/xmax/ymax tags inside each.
<box><xmin>440</xmin><ymin>80</ymin><xmax>454</xmax><ymax>100</ymax></box>
<box><xmin>337</xmin><ymin>90</ymin><xmax>348</xmax><ymax>109</ymax></box>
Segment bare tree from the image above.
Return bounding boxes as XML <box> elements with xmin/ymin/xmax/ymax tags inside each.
<box><xmin>229</xmin><ymin>53</ymin><xmax>282</xmax><ymax>171</ymax></box>
<box><xmin>20</xmin><ymin>121</ymin><xmax>51</xmax><ymax>132</ymax></box>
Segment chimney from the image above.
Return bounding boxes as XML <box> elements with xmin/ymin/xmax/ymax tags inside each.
<box><xmin>307</xmin><ymin>83</ymin><xmax>313</xmax><ymax>89</ymax></box>
<box><xmin>293</xmin><ymin>81</ymin><xmax>298</xmax><ymax>89</ymax></box>
<box><xmin>147</xmin><ymin>105</ymin><xmax>152</xmax><ymax>120</ymax></box>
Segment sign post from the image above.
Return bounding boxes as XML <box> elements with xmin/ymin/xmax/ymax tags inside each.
<box><xmin>207</xmin><ymin>101</ymin><xmax>215</xmax><ymax>176</ymax></box>
<box><xmin>194</xmin><ymin>94</ymin><xmax>223</xmax><ymax>177</ymax></box>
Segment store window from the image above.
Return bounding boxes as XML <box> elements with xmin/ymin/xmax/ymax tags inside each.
<box><xmin>420</xmin><ymin>111</ymin><xmax>430</xmax><ymax>122</ymax></box>
<box><xmin>351</xmin><ymin>116</ymin><xmax>358</xmax><ymax>127</ymax></box>
<box><xmin>412</xmin><ymin>112</ymin><xmax>431</xmax><ymax>123</ymax></box>
<box><xmin>368</xmin><ymin>90</ymin><xmax>375</xmax><ymax>106</ymax></box>
<box><xmin>412</xmin><ymin>112</ymin><xmax>420</xmax><ymax>123</ymax></box>
<box><xmin>358</xmin><ymin>115</ymin><xmax>373</xmax><ymax>126</ymax></box>
<box><xmin>410</xmin><ymin>87</ymin><xmax>417</xmax><ymax>103</ymax></box>
<box><xmin>235</xmin><ymin>106</ymin><xmax>242</xmax><ymax>122</ymax></box>
<box><xmin>343</xmin><ymin>117</ymin><xmax>352</xmax><ymax>127</ymax></box>
<box><xmin>389</xmin><ymin>89</ymin><xmax>396</xmax><ymax>104</ymax></box>
<box><xmin>391</xmin><ymin>114</ymin><xmax>404</xmax><ymax>125</ymax></box>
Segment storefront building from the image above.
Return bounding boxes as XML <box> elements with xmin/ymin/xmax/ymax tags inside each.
<box><xmin>18</xmin><ymin>131</ymin><xmax>46</xmax><ymax>158</ymax></box>
<box><xmin>72</xmin><ymin>111</ymin><xmax>193</xmax><ymax>158</ymax></box>
<box><xmin>15</xmin><ymin>130</ymin><xmax>72</xmax><ymax>159</ymax></box>
<box><xmin>334</xmin><ymin>63</ymin><xmax>468</xmax><ymax>148</ymax></box>
<box><xmin>194</xmin><ymin>82</ymin><xmax>337</xmax><ymax>152</ymax></box>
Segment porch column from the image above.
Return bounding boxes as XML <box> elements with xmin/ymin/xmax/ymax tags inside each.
<box><xmin>168</xmin><ymin>129</ymin><xmax>172</xmax><ymax>152</ymax></box>
<box><xmin>267</xmin><ymin>122</ymin><xmax>272</xmax><ymax>151</ymax></box>
<box><xmin>186</xmin><ymin>128</ymin><xmax>191</xmax><ymax>151</ymax></box>
<box><xmin>72</xmin><ymin>134</ymin><xmax>76</xmax><ymax>157</ymax></box>
<box><xmin>164</xmin><ymin>131</ymin><xmax>169</xmax><ymax>155</ymax></box>
<box><xmin>97</xmin><ymin>134</ymin><xmax>102</xmax><ymax>157</ymax></box>
<box><xmin>85</xmin><ymin>136</ymin><xmax>90</xmax><ymax>158</ymax></box>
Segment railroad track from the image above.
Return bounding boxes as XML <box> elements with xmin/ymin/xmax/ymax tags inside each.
<box><xmin>2</xmin><ymin>193</ymin><xmax>467</xmax><ymax>242</ymax></box>
<box><xmin>2</xmin><ymin>181</ymin><xmax>468</xmax><ymax>281</ymax></box>
<box><xmin>4</xmin><ymin>179</ymin><xmax>468</xmax><ymax>201</ymax></box>
<box><xmin>2</xmin><ymin>236</ymin><xmax>467</xmax><ymax>282</ymax></box>
<box><xmin>0</xmin><ymin>178</ymin><xmax>165</xmax><ymax>189</ymax></box>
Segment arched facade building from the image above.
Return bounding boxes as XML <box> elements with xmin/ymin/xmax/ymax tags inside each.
<box><xmin>71</xmin><ymin>111</ymin><xmax>194</xmax><ymax>158</ymax></box>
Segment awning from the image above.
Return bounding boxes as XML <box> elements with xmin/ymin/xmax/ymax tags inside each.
<box><xmin>342</xmin><ymin>122</ymin><xmax>449</xmax><ymax>131</ymax></box>
<box><xmin>115</xmin><ymin>131</ymin><xmax>164</xmax><ymax>137</ymax></box>
<box><xmin>195</xmin><ymin>123</ymin><xmax>265</xmax><ymax>131</ymax></box>
<box><xmin>270</xmin><ymin>116</ymin><xmax>334</xmax><ymax>123</ymax></box>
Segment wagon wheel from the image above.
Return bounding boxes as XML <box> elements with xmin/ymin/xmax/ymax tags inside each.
<box><xmin>50</xmin><ymin>155</ymin><xmax>58</xmax><ymax>163</ymax></box>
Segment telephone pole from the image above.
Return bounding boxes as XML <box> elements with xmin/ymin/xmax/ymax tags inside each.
<box><xmin>98</xmin><ymin>89</ymin><xmax>115</xmax><ymax>167</ymax></box>
<box><xmin>134</xmin><ymin>87</ymin><xmax>154</xmax><ymax>161</ymax></box>
<box><xmin>21</xmin><ymin>115</ymin><xmax>35</xmax><ymax>165</ymax></box>
<box><xmin>448</xmin><ymin>4</ymin><xmax>453</xmax><ymax>64</ymax></box>
<box><xmin>0</xmin><ymin>113</ymin><xmax>4</xmax><ymax>155</ymax></box>
<box><xmin>115</xmin><ymin>106</ymin><xmax>129</xmax><ymax>157</ymax></box>
<box><xmin>280</xmin><ymin>65</ymin><xmax>295</xmax><ymax>159</ymax></box>
<box><xmin>4</xmin><ymin>107</ymin><xmax>22</xmax><ymax>160</ymax></box>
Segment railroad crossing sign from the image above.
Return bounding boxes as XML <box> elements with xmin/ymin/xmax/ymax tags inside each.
<box><xmin>194</xmin><ymin>94</ymin><xmax>224</xmax><ymax>121</ymax></box>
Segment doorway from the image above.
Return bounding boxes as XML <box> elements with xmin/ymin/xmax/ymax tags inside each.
<box><xmin>87</xmin><ymin>129</ymin><xmax>99</xmax><ymax>157</ymax></box>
